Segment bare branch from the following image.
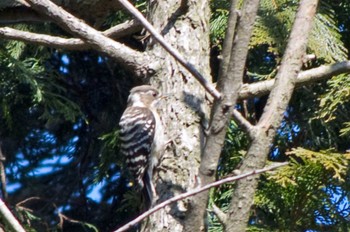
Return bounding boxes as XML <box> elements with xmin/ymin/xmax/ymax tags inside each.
<box><xmin>0</xmin><ymin>199</ymin><xmax>26</xmax><ymax>232</ymax></box>
<box><xmin>232</xmin><ymin>109</ymin><xmax>254</xmax><ymax>136</ymax></box>
<box><xmin>23</xmin><ymin>0</ymin><xmax>155</xmax><ymax>77</ymax></box>
<box><xmin>218</xmin><ymin>0</ymin><xmax>239</xmax><ymax>78</ymax></box>
<box><xmin>0</xmin><ymin>20</ymin><xmax>141</xmax><ymax>51</ymax></box>
<box><xmin>211</xmin><ymin>203</ymin><xmax>228</xmax><ymax>226</ymax></box>
<box><xmin>226</xmin><ymin>1</ymin><xmax>319</xmax><ymax>231</ymax></box>
<box><xmin>238</xmin><ymin>61</ymin><xmax>350</xmax><ymax>100</ymax></box>
<box><xmin>117</xmin><ymin>0</ymin><xmax>221</xmax><ymax>100</ymax></box>
<box><xmin>258</xmin><ymin>0</ymin><xmax>320</xmax><ymax>130</ymax></box>
<box><xmin>0</xmin><ymin>142</ymin><xmax>7</xmax><ymax>200</ymax></box>
<box><xmin>192</xmin><ymin>0</ymin><xmax>260</xmax><ymax>229</ymax></box>
<box><xmin>16</xmin><ymin>196</ymin><xmax>45</xmax><ymax>207</ymax></box>
<box><xmin>114</xmin><ymin>162</ymin><xmax>288</xmax><ymax>232</ymax></box>
<box><xmin>0</xmin><ymin>27</ymin><xmax>82</xmax><ymax>50</ymax></box>
<box><xmin>104</xmin><ymin>20</ymin><xmax>142</xmax><ymax>39</ymax></box>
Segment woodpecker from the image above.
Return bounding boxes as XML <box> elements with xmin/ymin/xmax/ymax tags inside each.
<box><xmin>119</xmin><ymin>85</ymin><xmax>164</xmax><ymax>207</ymax></box>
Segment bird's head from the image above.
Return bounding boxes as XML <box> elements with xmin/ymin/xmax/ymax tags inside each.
<box><xmin>127</xmin><ymin>85</ymin><xmax>162</xmax><ymax>108</ymax></box>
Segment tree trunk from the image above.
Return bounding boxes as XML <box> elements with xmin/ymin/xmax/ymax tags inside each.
<box><xmin>145</xmin><ymin>0</ymin><xmax>211</xmax><ymax>231</ymax></box>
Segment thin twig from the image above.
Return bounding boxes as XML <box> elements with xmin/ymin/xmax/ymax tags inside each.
<box><xmin>118</xmin><ymin>0</ymin><xmax>221</xmax><ymax>100</ymax></box>
<box><xmin>114</xmin><ymin>162</ymin><xmax>288</xmax><ymax>232</ymax></box>
<box><xmin>0</xmin><ymin>199</ymin><xmax>26</xmax><ymax>232</ymax></box>
<box><xmin>16</xmin><ymin>197</ymin><xmax>42</xmax><ymax>207</ymax></box>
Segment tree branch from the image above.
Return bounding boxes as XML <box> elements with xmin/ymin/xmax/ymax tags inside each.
<box><xmin>226</xmin><ymin>1</ymin><xmax>319</xmax><ymax>231</ymax></box>
<box><xmin>23</xmin><ymin>0</ymin><xmax>156</xmax><ymax>78</ymax></box>
<box><xmin>0</xmin><ymin>20</ymin><xmax>142</xmax><ymax>51</ymax></box>
<box><xmin>191</xmin><ymin>0</ymin><xmax>259</xmax><ymax>229</ymax></box>
<box><xmin>232</xmin><ymin>109</ymin><xmax>254</xmax><ymax>136</ymax></box>
<box><xmin>0</xmin><ymin>199</ymin><xmax>25</xmax><ymax>232</ymax></box>
<box><xmin>114</xmin><ymin>162</ymin><xmax>288</xmax><ymax>232</ymax></box>
<box><xmin>104</xmin><ymin>20</ymin><xmax>142</xmax><ymax>39</ymax></box>
<box><xmin>117</xmin><ymin>0</ymin><xmax>221</xmax><ymax>100</ymax></box>
<box><xmin>211</xmin><ymin>203</ymin><xmax>228</xmax><ymax>226</ymax></box>
<box><xmin>238</xmin><ymin>61</ymin><xmax>350</xmax><ymax>100</ymax></box>
<box><xmin>0</xmin><ymin>144</ymin><xmax>7</xmax><ymax>200</ymax></box>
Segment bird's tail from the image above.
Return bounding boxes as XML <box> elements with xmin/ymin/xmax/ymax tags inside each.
<box><xmin>142</xmin><ymin>172</ymin><xmax>156</xmax><ymax>209</ymax></box>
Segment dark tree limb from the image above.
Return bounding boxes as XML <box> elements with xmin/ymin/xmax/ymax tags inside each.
<box><xmin>225</xmin><ymin>1</ymin><xmax>319</xmax><ymax>231</ymax></box>
<box><xmin>23</xmin><ymin>0</ymin><xmax>157</xmax><ymax>78</ymax></box>
<box><xmin>185</xmin><ymin>0</ymin><xmax>260</xmax><ymax>230</ymax></box>
<box><xmin>1</xmin><ymin>0</ymin><xmax>122</xmax><ymax>27</ymax></box>
<box><xmin>0</xmin><ymin>144</ymin><xmax>7</xmax><ymax>200</ymax></box>
<box><xmin>0</xmin><ymin>6</ymin><xmax>48</xmax><ymax>24</ymax></box>
<box><xmin>0</xmin><ymin>20</ymin><xmax>141</xmax><ymax>50</ymax></box>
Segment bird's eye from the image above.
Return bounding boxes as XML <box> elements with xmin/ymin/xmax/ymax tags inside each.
<box><xmin>152</xmin><ymin>92</ymin><xmax>158</xmax><ymax>97</ymax></box>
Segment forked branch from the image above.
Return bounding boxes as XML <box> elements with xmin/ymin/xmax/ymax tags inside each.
<box><xmin>23</xmin><ymin>0</ymin><xmax>155</xmax><ymax>77</ymax></box>
<box><xmin>226</xmin><ymin>1</ymin><xmax>320</xmax><ymax>231</ymax></box>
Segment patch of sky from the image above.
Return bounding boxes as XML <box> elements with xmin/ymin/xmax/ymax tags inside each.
<box><xmin>326</xmin><ymin>186</ymin><xmax>350</xmax><ymax>217</ymax></box>
<box><xmin>97</xmin><ymin>56</ymin><xmax>104</xmax><ymax>63</ymax></box>
<box><xmin>5</xmin><ymin>153</ymin><xmax>30</xmax><ymax>180</ymax></box>
<box><xmin>73</xmin><ymin>120</ymin><xmax>83</xmax><ymax>130</ymax></box>
<box><xmin>59</xmin><ymin>66</ymin><xmax>69</xmax><ymax>74</ymax></box>
<box><xmin>270</xmin><ymin>147</ymin><xmax>280</xmax><ymax>159</ymax></box>
<box><xmin>39</xmin><ymin>131</ymin><xmax>57</xmax><ymax>144</ymax></box>
<box><xmin>292</xmin><ymin>124</ymin><xmax>300</xmax><ymax>133</ymax></box>
<box><xmin>87</xmin><ymin>180</ymin><xmax>106</xmax><ymax>202</ymax></box>
<box><xmin>16</xmin><ymin>152</ymin><xmax>30</xmax><ymax>167</ymax></box>
<box><xmin>314</xmin><ymin>186</ymin><xmax>350</xmax><ymax>226</ymax></box>
<box><xmin>63</xmin><ymin>136</ymin><xmax>79</xmax><ymax>155</ymax></box>
<box><xmin>6</xmin><ymin>182</ymin><xmax>21</xmax><ymax>193</ymax></box>
<box><xmin>110</xmin><ymin>172</ymin><xmax>120</xmax><ymax>183</ymax></box>
<box><xmin>27</xmin><ymin>165</ymin><xmax>56</xmax><ymax>177</ymax></box>
<box><xmin>57</xmin><ymin>205</ymin><xmax>72</xmax><ymax>213</ymax></box>
<box><xmin>59</xmin><ymin>54</ymin><xmax>70</xmax><ymax>74</ymax></box>
<box><xmin>41</xmin><ymin>155</ymin><xmax>71</xmax><ymax>166</ymax></box>
<box><xmin>18</xmin><ymin>129</ymin><xmax>75</xmax><ymax>177</ymax></box>
<box><xmin>61</xmin><ymin>54</ymin><xmax>70</xmax><ymax>65</ymax></box>
<box><xmin>106</xmin><ymin>196</ymin><xmax>114</xmax><ymax>204</ymax></box>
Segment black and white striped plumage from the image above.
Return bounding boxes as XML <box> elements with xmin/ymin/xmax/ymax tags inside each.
<box><xmin>119</xmin><ymin>85</ymin><xmax>164</xmax><ymax>206</ymax></box>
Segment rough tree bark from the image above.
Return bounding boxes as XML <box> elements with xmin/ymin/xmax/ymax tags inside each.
<box><xmin>144</xmin><ymin>0</ymin><xmax>212</xmax><ymax>231</ymax></box>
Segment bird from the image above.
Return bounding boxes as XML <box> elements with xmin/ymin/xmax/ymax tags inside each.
<box><xmin>119</xmin><ymin>85</ymin><xmax>165</xmax><ymax>207</ymax></box>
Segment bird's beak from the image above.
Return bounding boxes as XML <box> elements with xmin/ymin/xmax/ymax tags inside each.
<box><xmin>159</xmin><ymin>94</ymin><xmax>170</xmax><ymax>100</ymax></box>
